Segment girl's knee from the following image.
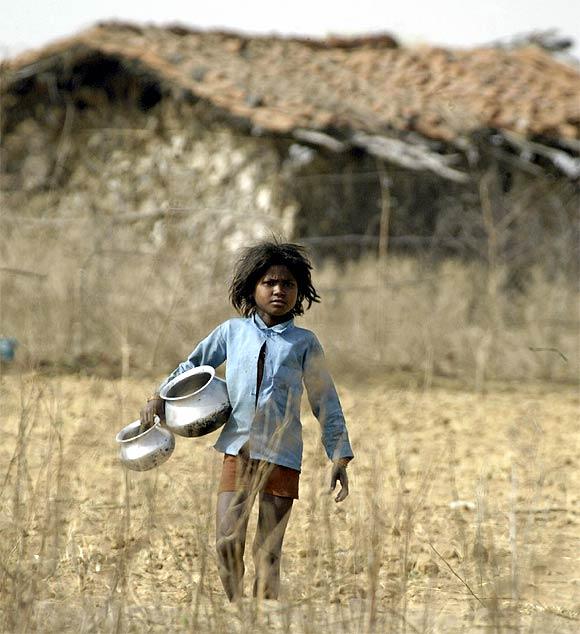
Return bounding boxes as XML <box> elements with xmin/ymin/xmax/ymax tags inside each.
<box><xmin>217</xmin><ymin>533</ymin><xmax>245</xmax><ymax>560</ymax></box>
<box><xmin>252</xmin><ymin>540</ymin><xmax>281</xmax><ymax>566</ymax></box>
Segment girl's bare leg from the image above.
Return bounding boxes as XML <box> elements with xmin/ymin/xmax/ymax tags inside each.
<box><xmin>252</xmin><ymin>493</ymin><xmax>293</xmax><ymax>599</ymax></box>
<box><xmin>216</xmin><ymin>491</ymin><xmax>253</xmax><ymax>601</ymax></box>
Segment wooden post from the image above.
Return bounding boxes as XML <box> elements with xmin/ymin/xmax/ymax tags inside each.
<box><xmin>72</xmin><ymin>267</ymin><xmax>85</xmax><ymax>360</ymax></box>
<box><xmin>374</xmin><ymin>159</ymin><xmax>392</xmax><ymax>362</ymax></box>
<box><xmin>376</xmin><ymin>160</ymin><xmax>391</xmax><ymax>262</ymax></box>
<box><xmin>478</xmin><ymin>168</ymin><xmax>502</xmax><ymax>391</ymax></box>
<box><xmin>121</xmin><ymin>324</ymin><xmax>131</xmax><ymax>380</ymax></box>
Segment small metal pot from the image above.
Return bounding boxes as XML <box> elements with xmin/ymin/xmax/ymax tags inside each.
<box><xmin>116</xmin><ymin>417</ymin><xmax>175</xmax><ymax>471</ymax></box>
<box><xmin>160</xmin><ymin>365</ymin><xmax>231</xmax><ymax>437</ymax></box>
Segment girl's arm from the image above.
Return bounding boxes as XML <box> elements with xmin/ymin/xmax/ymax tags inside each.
<box><xmin>303</xmin><ymin>336</ymin><xmax>354</xmax><ymax>464</ymax></box>
<box><xmin>140</xmin><ymin>323</ymin><xmax>228</xmax><ymax>428</ymax></box>
<box><xmin>160</xmin><ymin>322</ymin><xmax>228</xmax><ymax>390</ymax></box>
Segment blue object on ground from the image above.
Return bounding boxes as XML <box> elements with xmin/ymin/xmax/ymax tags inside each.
<box><xmin>0</xmin><ymin>337</ymin><xmax>18</xmax><ymax>361</ymax></box>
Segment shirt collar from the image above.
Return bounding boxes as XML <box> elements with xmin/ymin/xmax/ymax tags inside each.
<box><xmin>253</xmin><ymin>312</ymin><xmax>294</xmax><ymax>333</ymax></box>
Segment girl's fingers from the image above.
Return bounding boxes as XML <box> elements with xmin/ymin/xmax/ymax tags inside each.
<box><xmin>329</xmin><ymin>466</ymin><xmax>349</xmax><ymax>502</ymax></box>
<box><xmin>329</xmin><ymin>465</ymin><xmax>338</xmax><ymax>491</ymax></box>
<box><xmin>336</xmin><ymin>482</ymin><xmax>349</xmax><ymax>502</ymax></box>
<box><xmin>138</xmin><ymin>411</ymin><xmax>148</xmax><ymax>434</ymax></box>
<box><xmin>335</xmin><ymin>470</ymin><xmax>349</xmax><ymax>502</ymax></box>
<box><xmin>334</xmin><ymin>482</ymin><xmax>348</xmax><ymax>502</ymax></box>
<box><xmin>139</xmin><ymin>401</ymin><xmax>157</xmax><ymax>429</ymax></box>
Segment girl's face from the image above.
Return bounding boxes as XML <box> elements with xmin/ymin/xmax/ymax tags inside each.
<box><xmin>253</xmin><ymin>265</ymin><xmax>298</xmax><ymax>326</ymax></box>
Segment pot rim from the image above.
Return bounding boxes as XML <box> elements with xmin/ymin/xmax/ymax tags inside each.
<box><xmin>116</xmin><ymin>416</ymin><xmax>161</xmax><ymax>443</ymax></box>
<box><xmin>159</xmin><ymin>365</ymin><xmax>216</xmax><ymax>401</ymax></box>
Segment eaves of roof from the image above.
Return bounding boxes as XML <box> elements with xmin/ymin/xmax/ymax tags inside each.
<box><xmin>5</xmin><ymin>22</ymin><xmax>579</xmax><ymax>142</ymax></box>
<box><xmin>4</xmin><ymin>22</ymin><xmax>580</xmax><ymax>180</ymax></box>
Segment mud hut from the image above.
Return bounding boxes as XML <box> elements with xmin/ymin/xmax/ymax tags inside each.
<box><xmin>2</xmin><ymin>21</ymin><xmax>579</xmax><ymax>267</ymax></box>
<box><xmin>1</xmin><ymin>22</ymin><xmax>579</xmax><ymax>374</ymax></box>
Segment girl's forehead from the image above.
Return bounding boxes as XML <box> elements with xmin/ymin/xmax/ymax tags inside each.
<box><xmin>260</xmin><ymin>264</ymin><xmax>296</xmax><ymax>280</ymax></box>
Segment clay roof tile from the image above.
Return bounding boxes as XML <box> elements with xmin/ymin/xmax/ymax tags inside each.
<box><xmin>4</xmin><ymin>22</ymin><xmax>580</xmax><ymax>142</ymax></box>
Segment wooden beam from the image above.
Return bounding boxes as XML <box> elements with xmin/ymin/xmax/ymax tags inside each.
<box><xmin>0</xmin><ymin>266</ymin><xmax>47</xmax><ymax>279</ymax></box>
<box><xmin>352</xmin><ymin>132</ymin><xmax>470</xmax><ymax>182</ymax></box>
<box><xmin>293</xmin><ymin>128</ymin><xmax>347</xmax><ymax>152</ymax></box>
<box><xmin>502</xmin><ymin>131</ymin><xmax>580</xmax><ymax>179</ymax></box>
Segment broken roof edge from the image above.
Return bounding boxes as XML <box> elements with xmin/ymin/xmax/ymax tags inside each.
<box><xmin>2</xmin><ymin>21</ymin><xmax>400</xmax><ymax>73</ymax></box>
<box><xmin>2</xmin><ymin>22</ymin><xmax>578</xmax><ymax>180</ymax></box>
<box><xmin>94</xmin><ymin>20</ymin><xmax>401</xmax><ymax>50</ymax></box>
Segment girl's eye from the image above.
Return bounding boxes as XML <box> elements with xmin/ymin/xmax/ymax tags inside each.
<box><xmin>261</xmin><ymin>279</ymin><xmax>295</xmax><ymax>287</ymax></box>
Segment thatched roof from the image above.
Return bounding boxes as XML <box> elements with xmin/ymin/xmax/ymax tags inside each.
<box><xmin>4</xmin><ymin>21</ymin><xmax>580</xmax><ymax>179</ymax></box>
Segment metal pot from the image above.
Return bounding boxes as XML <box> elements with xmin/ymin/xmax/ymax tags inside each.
<box><xmin>116</xmin><ymin>417</ymin><xmax>175</xmax><ymax>471</ymax></box>
<box><xmin>160</xmin><ymin>365</ymin><xmax>231</xmax><ymax>437</ymax></box>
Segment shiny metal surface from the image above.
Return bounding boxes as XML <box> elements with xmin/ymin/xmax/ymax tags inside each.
<box><xmin>116</xmin><ymin>417</ymin><xmax>175</xmax><ymax>471</ymax></box>
<box><xmin>160</xmin><ymin>365</ymin><xmax>231</xmax><ymax>437</ymax></box>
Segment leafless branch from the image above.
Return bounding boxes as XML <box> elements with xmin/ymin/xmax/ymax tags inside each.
<box><xmin>0</xmin><ymin>266</ymin><xmax>47</xmax><ymax>279</ymax></box>
<box><xmin>428</xmin><ymin>542</ymin><xmax>486</xmax><ymax>608</ymax></box>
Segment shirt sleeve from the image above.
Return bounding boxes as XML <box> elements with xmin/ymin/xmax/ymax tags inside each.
<box><xmin>159</xmin><ymin>322</ymin><xmax>228</xmax><ymax>391</ymax></box>
<box><xmin>303</xmin><ymin>335</ymin><xmax>354</xmax><ymax>462</ymax></box>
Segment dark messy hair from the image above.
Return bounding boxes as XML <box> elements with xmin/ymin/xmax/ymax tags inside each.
<box><xmin>229</xmin><ymin>241</ymin><xmax>321</xmax><ymax>317</ymax></box>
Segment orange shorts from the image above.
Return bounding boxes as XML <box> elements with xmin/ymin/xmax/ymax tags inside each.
<box><xmin>218</xmin><ymin>449</ymin><xmax>300</xmax><ymax>500</ymax></box>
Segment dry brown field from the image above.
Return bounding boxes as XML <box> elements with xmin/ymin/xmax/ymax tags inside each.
<box><xmin>1</xmin><ymin>370</ymin><xmax>578</xmax><ymax>633</ymax></box>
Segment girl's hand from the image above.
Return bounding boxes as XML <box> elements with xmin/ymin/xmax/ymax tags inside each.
<box><xmin>329</xmin><ymin>461</ymin><xmax>350</xmax><ymax>503</ymax></box>
<box><xmin>139</xmin><ymin>395</ymin><xmax>165</xmax><ymax>432</ymax></box>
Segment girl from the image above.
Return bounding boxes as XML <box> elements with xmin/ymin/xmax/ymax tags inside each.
<box><xmin>140</xmin><ymin>241</ymin><xmax>354</xmax><ymax>601</ymax></box>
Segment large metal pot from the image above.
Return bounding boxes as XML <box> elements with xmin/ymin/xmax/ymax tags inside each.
<box><xmin>116</xmin><ymin>417</ymin><xmax>175</xmax><ymax>471</ymax></box>
<box><xmin>160</xmin><ymin>365</ymin><xmax>231</xmax><ymax>437</ymax></box>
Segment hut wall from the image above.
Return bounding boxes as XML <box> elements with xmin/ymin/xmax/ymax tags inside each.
<box><xmin>283</xmin><ymin>147</ymin><xmax>579</xmax><ymax>285</ymax></box>
<box><xmin>1</xmin><ymin>69</ymin><xmax>577</xmax><ymax>378</ymax></box>
<box><xmin>1</xmin><ymin>84</ymin><xmax>298</xmax><ymax>260</ymax></box>
<box><xmin>2</xmin><ymin>61</ymin><xmax>577</xmax><ymax>281</ymax></box>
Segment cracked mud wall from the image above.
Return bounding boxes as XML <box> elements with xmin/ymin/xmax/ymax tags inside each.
<box><xmin>0</xmin><ymin>79</ymin><xmax>300</xmax><ymax>369</ymax></box>
<box><xmin>2</xmin><ymin>85</ymin><xmax>298</xmax><ymax>255</ymax></box>
<box><xmin>0</xmin><ymin>68</ymin><xmax>578</xmax><ymax>380</ymax></box>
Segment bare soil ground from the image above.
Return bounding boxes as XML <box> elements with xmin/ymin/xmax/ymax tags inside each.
<box><xmin>1</xmin><ymin>371</ymin><xmax>578</xmax><ymax>632</ymax></box>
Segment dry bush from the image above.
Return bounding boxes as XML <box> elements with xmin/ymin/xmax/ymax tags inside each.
<box><xmin>1</xmin><ymin>373</ymin><xmax>578</xmax><ymax>633</ymax></box>
<box><xmin>305</xmin><ymin>256</ymin><xmax>579</xmax><ymax>386</ymax></box>
<box><xmin>1</xmin><ymin>222</ymin><xmax>578</xmax><ymax>387</ymax></box>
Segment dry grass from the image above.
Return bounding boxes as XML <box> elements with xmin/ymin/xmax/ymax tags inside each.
<box><xmin>1</xmin><ymin>229</ymin><xmax>578</xmax><ymax>385</ymax></box>
<box><xmin>1</xmin><ymin>213</ymin><xmax>578</xmax><ymax>632</ymax></box>
<box><xmin>308</xmin><ymin>257</ymin><xmax>579</xmax><ymax>386</ymax></box>
<box><xmin>1</xmin><ymin>369</ymin><xmax>578</xmax><ymax>633</ymax></box>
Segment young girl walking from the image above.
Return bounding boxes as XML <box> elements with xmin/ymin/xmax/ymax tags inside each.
<box><xmin>140</xmin><ymin>241</ymin><xmax>354</xmax><ymax>601</ymax></box>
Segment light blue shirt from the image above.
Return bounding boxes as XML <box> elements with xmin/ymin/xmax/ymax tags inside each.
<box><xmin>161</xmin><ymin>314</ymin><xmax>354</xmax><ymax>471</ymax></box>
